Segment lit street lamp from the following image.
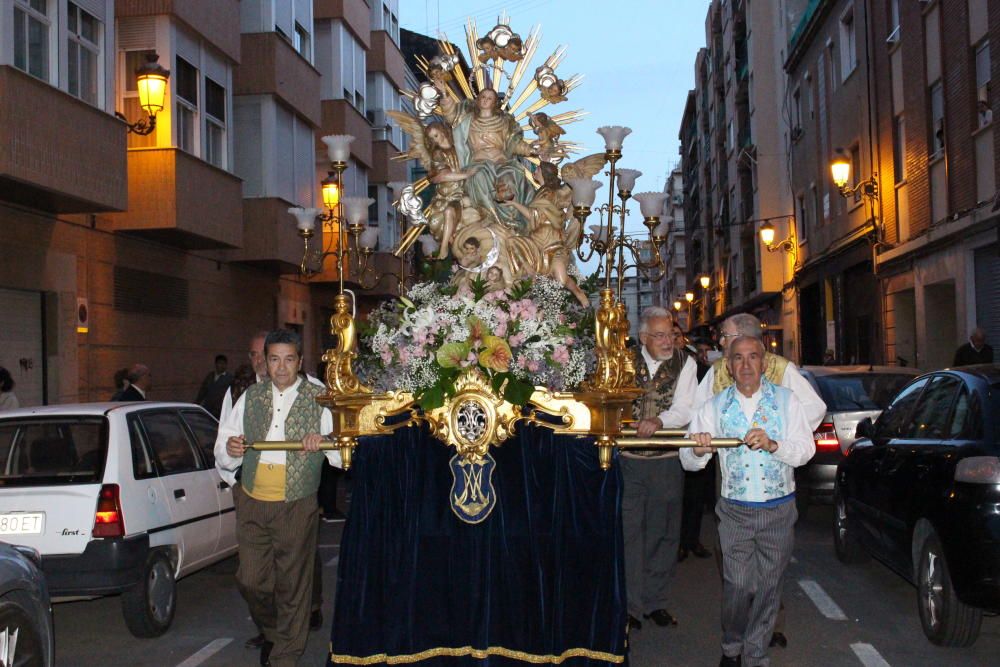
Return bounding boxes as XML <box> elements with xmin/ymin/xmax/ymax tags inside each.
<box><xmin>116</xmin><ymin>53</ymin><xmax>169</xmax><ymax>135</ymax></box>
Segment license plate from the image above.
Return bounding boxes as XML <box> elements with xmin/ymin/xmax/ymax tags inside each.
<box><xmin>0</xmin><ymin>513</ymin><xmax>45</xmax><ymax>535</ymax></box>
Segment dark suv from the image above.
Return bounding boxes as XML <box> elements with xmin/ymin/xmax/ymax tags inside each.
<box><xmin>834</xmin><ymin>365</ymin><xmax>1000</xmax><ymax>646</ymax></box>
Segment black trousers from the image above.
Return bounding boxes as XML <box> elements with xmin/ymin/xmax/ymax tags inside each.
<box><xmin>680</xmin><ymin>460</ymin><xmax>715</xmax><ymax>549</ymax></box>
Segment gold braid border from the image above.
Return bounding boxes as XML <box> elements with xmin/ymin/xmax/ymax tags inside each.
<box><xmin>328</xmin><ymin>644</ymin><xmax>625</xmax><ymax>665</ymax></box>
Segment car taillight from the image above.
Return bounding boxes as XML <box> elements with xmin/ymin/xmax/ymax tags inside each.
<box><xmin>813</xmin><ymin>422</ymin><xmax>840</xmax><ymax>450</ymax></box>
<box><xmin>955</xmin><ymin>457</ymin><xmax>1000</xmax><ymax>484</ymax></box>
<box><xmin>93</xmin><ymin>484</ymin><xmax>125</xmax><ymax>538</ymax></box>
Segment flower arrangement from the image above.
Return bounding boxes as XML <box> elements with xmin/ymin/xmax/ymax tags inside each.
<box><xmin>358</xmin><ymin>277</ymin><xmax>595</xmax><ymax>410</ymax></box>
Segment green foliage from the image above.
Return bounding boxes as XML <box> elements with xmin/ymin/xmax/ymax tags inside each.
<box><xmin>470</xmin><ymin>275</ymin><xmax>489</xmax><ymax>301</ymax></box>
<box><xmin>507</xmin><ymin>278</ymin><xmax>533</xmax><ymax>300</ymax></box>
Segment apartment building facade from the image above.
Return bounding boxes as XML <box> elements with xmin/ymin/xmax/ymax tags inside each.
<box><xmin>0</xmin><ymin>0</ymin><xmax>412</xmax><ymax>405</ymax></box>
<box><xmin>680</xmin><ymin>0</ymin><xmax>795</xmax><ymax>357</ymax></box>
<box><xmin>784</xmin><ymin>0</ymin><xmax>998</xmax><ymax>369</ymax></box>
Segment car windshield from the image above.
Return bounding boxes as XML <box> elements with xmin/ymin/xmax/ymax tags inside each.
<box><xmin>0</xmin><ymin>417</ymin><xmax>108</xmax><ymax>486</ymax></box>
<box><xmin>815</xmin><ymin>374</ymin><xmax>916</xmax><ymax>412</ymax></box>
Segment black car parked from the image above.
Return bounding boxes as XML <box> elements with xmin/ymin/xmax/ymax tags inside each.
<box><xmin>833</xmin><ymin>364</ymin><xmax>1000</xmax><ymax>647</ymax></box>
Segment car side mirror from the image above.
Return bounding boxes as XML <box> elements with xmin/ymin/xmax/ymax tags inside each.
<box><xmin>855</xmin><ymin>417</ymin><xmax>874</xmax><ymax>440</ymax></box>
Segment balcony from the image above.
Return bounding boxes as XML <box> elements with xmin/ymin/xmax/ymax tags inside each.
<box><xmin>226</xmin><ymin>198</ymin><xmax>305</xmax><ymax>271</ymax></box>
<box><xmin>315</xmin><ymin>0</ymin><xmax>371</xmax><ymax>49</ymax></box>
<box><xmin>367</xmin><ymin>31</ymin><xmax>408</xmax><ymax>91</ymax></box>
<box><xmin>0</xmin><ymin>66</ymin><xmax>126</xmax><ymax>213</ymax></box>
<box><xmin>371</xmin><ymin>140</ymin><xmax>407</xmax><ymax>183</ymax></box>
<box><xmin>110</xmin><ymin>148</ymin><xmax>243</xmax><ymax>249</ymax></box>
<box><xmin>236</xmin><ymin>33</ymin><xmax>321</xmax><ymax>126</ymax></box>
<box><xmin>116</xmin><ymin>0</ymin><xmax>240</xmax><ymax>62</ymax></box>
<box><xmin>321</xmin><ymin>100</ymin><xmax>372</xmax><ymax>167</ymax></box>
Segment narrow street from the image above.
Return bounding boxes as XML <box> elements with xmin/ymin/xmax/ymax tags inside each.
<box><xmin>53</xmin><ymin>504</ymin><xmax>999</xmax><ymax>666</ymax></box>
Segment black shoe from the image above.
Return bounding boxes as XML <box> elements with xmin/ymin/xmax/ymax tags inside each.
<box><xmin>627</xmin><ymin>615</ymin><xmax>642</xmax><ymax>631</ymax></box>
<box><xmin>677</xmin><ymin>547</ymin><xmax>688</xmax><ymax>562</ymax></box>
<box><xmin>719</xmin><ymin>655</ymin><xmax>741</xmax><ymax>667</ymax></box>
<box><xmin>769</xmin><ymin>632</ymin><xmax>787</xmax><ymax>648</ymax></box>
<box><xmin>321</xmin><ymin>509</ymin><xmax>347</xmax><ymax>523</ymax></box>
<box><xmin>260</xmin><ymin>640</ymin><xmax>274</xmax><ymax>667</ymax></box>
<box><xmin>643</xmin><ymin>609</ymin><xmax>678</xmax><ymax>627</ymax></box>
<box><xmin>310</xmin><ymin>609</ymin><xmax>323</xmax><ymax>631</ymax></box>
<box><xmin>691</xmin><ymin>543</ymin><xmax>712</xmax><ymax>559</ymax></box>
<box><xmin>244</xmin><ymin>632</ymin><xmax>266</xmax><ymax>649</ymax></box>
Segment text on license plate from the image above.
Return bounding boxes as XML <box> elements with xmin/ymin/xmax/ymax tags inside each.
<box><xmin>0</xmin><ymin>513</ymin><xmax>45</xmax><ymax>535</ymax></box>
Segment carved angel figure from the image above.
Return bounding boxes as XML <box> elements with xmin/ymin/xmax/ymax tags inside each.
<box><xmin>534</xmin><ymin>65</ymin><xmax>569</xmax><ymax>104</ymax></box>
<box><xmin>528</xmin><ymin>112</ymin><xmax>566</xmax><ymax>162</ymax></box>
<box><xmin>388</xmin><ymin>112</ymin><xmax>477</xmax><ymax>259</ymax></box>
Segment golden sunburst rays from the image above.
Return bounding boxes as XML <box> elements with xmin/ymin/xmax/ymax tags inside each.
<box><xmin>507</xmin><ymin>45</ymin><xmax>567</xmax><ymax>117</ymax></box>
<box><xmin>465</xmin><ymin>20</ymin><xmax>486</xmax><ymax>94</ymax></box>
<box><xmin>502</xmin><ymin>25</ymin><xmax>541</xmax><ymax>112</ymax></box>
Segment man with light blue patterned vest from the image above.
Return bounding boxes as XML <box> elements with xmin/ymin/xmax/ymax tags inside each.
<box><xmin>215</xmin><ymin>329</ymin><xmax>342</xmax><ymax>667</ymax></box>
<box><xmin>682</xmin><ymin>336</ymin><xmax>815</xmax><ymax>667</ymax></box>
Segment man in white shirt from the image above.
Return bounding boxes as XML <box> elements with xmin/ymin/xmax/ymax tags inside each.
<box><xmin>693</xmin><ymin>313</ymin><xmax>826</xmax><ymax>431</ymax></box>
<box><xmin>694</xmin><ymin>312</ymin><xmax>825</xmax><ymax>650</ymax></box>
<box><xmin>682</xmin><ymin>336</ymin><xmax>815</xmax><ymax>667</ymax></box>
<box><xmin>622</xmin><ymin>307</ymin><xmax>698</xmax><ymax>631</ymax></box>
<box><xmin>215</xmin><ymin>329</ymin><xmax>342</xmax><ymax>667</ymax></box>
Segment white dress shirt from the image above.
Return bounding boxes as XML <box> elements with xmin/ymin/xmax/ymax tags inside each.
<box><xmin>693</xmin><ymin>360</ymin><xmax>826</xmax><ymax>431</ymax></box>
<box><xmin>639</xmin><ymin>347</ymin><xmax>699</xmax><ymax>429</ymax></box>
<box><xmin>680</xmin><ymin>384</ymin><xmax>815</xmax><ymax>474</ymax></box>
<box><xmin>214</xmin><ymin>376</ymin><xmax>341</xmax><ymax>487</ymax></box>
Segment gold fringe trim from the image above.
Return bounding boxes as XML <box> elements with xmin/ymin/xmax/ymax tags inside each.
<box><xmin>328</xmin><ymin>644</ymin><xmax>625</xmax><ymax>665</ymax></box>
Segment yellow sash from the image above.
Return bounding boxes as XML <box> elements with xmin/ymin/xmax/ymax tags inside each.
<box><xmin>244</xmin><ymin>462</ymin><xmax>286</xmax><ymax>501</ymax></box>
<box><xmin>711</xmin><ymin>352</ymin><xmax>789</xmax><ymax>395</ymax></box>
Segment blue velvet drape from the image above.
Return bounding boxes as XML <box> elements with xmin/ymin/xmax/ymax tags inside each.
<box><xmin>327</xmin><ymin>424</ymin><xmax>628</xmax><ymax>666</ymax></box>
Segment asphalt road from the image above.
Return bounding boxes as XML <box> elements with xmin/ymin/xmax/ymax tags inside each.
<box><xmin>53</xmin><ymin>504</ymin><xmax>999</xmax><ymax>666</ymax></box>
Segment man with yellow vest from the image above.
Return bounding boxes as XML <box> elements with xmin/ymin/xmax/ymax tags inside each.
<box><xmin>215</xmin><ymin>329</ymin><xmax>342</xmax><ymax>667</ymax></box>
<box><xmin>694</xmin><ymin>314</ymin><xmax>826</xmax><ymax>430</ymax></box>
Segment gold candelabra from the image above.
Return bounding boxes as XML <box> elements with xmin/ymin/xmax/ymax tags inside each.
<box><xmin>291</xmin><ymin>135</ymin><xmax>417</xmax><ymax>296</ymax></box>
<box><xmin>569</xmin><ymin>126</ymin><xmax>671</xmax><ymax>301</ymax></box>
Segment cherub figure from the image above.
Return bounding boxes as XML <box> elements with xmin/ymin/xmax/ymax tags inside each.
<box><xmin>458</xmin><ymin>236</ymin><xmax>485</xmax><ymax>269</ymax></box>
<box><xmin>476</xmin><ymin>25</ymin><xmax>524</xmax><ymax>63</ymax></box>
<box><xmin>535</xmin><ymin>65</ymin><xmax>569</xmax><ymax>104</ymax></box>
<box><xmin>528</xmin><ymin>112</ymin><xmax>566</xmax><ymax>162</ymax></box>
<box><xmin>484</xmin><ymin>265</ymin><xmax>505</xmax><ymax>292</ymax></box>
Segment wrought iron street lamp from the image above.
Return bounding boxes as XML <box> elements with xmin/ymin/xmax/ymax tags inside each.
<box><xmin>758</xmin><ymin>220</ymin><xmax>798</xmax><ymax>264</ymax></box>
<box><xmin>830</xmin><ymin>148</ymin><xmax>878</xmax><ymax>201</ymax></box>
<box><xmin>699</xmin><ymin>274</ymin><xmax>710</xmax><ymax>290</ymax></box>
<box><xmin>116</xmin><ymin>53</ymin><xmax>169</xmax><ymax>135</ymax></box>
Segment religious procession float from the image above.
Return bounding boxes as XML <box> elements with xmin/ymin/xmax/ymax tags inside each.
<box><xmin>284</xmin><ymin>13</ymin><xmax>734</xmax><ymax>666</ymax></box>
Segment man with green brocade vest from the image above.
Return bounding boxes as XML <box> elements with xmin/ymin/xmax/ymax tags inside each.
<box><xmin>215</xmin><ymin>329</ymin><xmax>342</xmax><ymax>667</ymax></box>
<box><xmin>622</xmin><ymin>306</ymin><xmax>699</xmax><ymax>631</ymax></box>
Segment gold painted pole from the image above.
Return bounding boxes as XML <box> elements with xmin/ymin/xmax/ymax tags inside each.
<box><xmin>616</xmin><ymin>437</ymin><xmax>743</xmax><ymax>449</ymax></box>
<box><xmin>250</xmin><ymin>441</ymin><xmax>339</xmax><ymax>450</ymax></box>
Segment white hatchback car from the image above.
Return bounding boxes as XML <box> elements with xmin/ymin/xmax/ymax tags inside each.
<box><xmin>0</xmin><ymin>402</ymin><xmax>237</xmax><ymax>637</ymax></box>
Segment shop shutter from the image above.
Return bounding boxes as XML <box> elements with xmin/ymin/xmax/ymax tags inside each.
<box><xmin>974</xmin><ymin>245</ymin><xmax>1000</xmax><ymax>350</ymax></box>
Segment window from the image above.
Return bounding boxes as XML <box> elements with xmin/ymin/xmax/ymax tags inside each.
<box><xmin>13</xmin><ymin>0</ymin><xmax>50</xmax><ymax>81</ymax></box>
<box><xmin>839</xmin><ymin>7</ymin><xmax>857</xmax><ymax>81</ymax></box>
<box><xmin>893</xmin><ymin>114</ymin><xmax>906</xmax><ymax>182</ymax></box>
<box><xmin>810</xmin><ymin>184</ymin><xmax>819</xmax><ymax>229</ymax></box>
<box><xmin>873</xmin><ymin>377</ymin><xmax>928</xmax><ymax>439</ymax></box>
<box><xmin>128</xmin><ymin>417</ymin><xmax>155</xmax><ymax>479</ymax></box>
<box><xmin>175</xmin><ymin>57</ymin><xmax>199</xmax><ymax>154</ymax></box>
<box><xmin>294</xmin><ymin>21</ymin><xmax>310</xmax><ymax>59</ymax></box>
<box><xmin>0</xmin><ymin>418</ymin><xmax>107</xmax><ymax>486</ymax></box>
<box><xmin>903</xmin><ymin>375</ymin><xmax>961</xmax><ymax>439</ymax></box>
<box><xmin>947</xmin><ymin>388</ymin><xmax>982</xmax><ymax>440</ymax></box>
<box><xmin>123</xmin><ymin>49</ymin><xmax>158</xmax><ymax>148</ymax></box>
<box><xmin>805</xmin><ymin>75</ymin><xmax>814</xmax><ymax>120</ymax></box>
<box><xmin>67</xmin><ymin>2</ymin><xmax>100</xmax><ymax>104</ymax></box>
<box><xmin>204</xmin><ymin>77</ymin><xmax>226</xmax><ymax>168</ymax></box>
<box><xmin>850</xmin><ymin>144</ymin><xmax>862</xmax><ymax>202</ymax></box>
<box><xmin>887</xmin><ymin>0</ymin><xmax>900</xmax><ymax>44</ymax></box>
<box><xmin>796</xmin><ymin>193</ymin><xmax>807</xmax><ymax>241</ymax></box>
<box><xmin>180</xmin><ymin>410</ymin><xmax>218</xmax><ymax>467</ymax></box>
<box><xmin>138</xmin><ymin>412</ymin><xmax>200</xmax><ymax>474</ymax></box>
<box><xmin>929</xmin><ymin>81</ymin><xmax>945</xmax><ymax>158</ymax></box>
<box><xmin>792</xmin><ymin>85</ymin><xmax>802</xmax><ymax>134</ymax></box>
<box><xmin>975</xmin><ymin>40</ymin><xmax>991</xmax><ymax>128</ymax></box>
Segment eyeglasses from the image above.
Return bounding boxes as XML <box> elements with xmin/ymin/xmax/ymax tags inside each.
<box><xmin>720</xmin><ymin>333</ymin><xmax>739</xmax><ymax>340</ymax></box>
<box><xmin>645</xmin><ymin>332</ymin><xmax>672</xmax><ymax>341</ymax></box>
